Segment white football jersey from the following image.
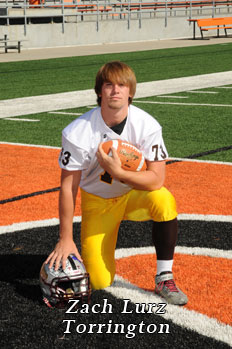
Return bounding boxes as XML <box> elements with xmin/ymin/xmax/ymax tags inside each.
<box><xmin>59</xmin><ymin>105</ymin><xmax>168</xmax><ymax>198</ymax></box>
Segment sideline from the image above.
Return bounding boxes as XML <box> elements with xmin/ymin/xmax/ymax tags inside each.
<box><xmin>0</xmin><ymin>38</ymin><xmax>231</xmax><ymax>63</ymax></box>
<box><xmin>1</xmin><ymin>142</ymin><xmax>231</xmax><ymax>165</ymax></box>
<box><xmin>0</xmin><ymin>37</ymin><xmax>231</xmax><ymax>63</ymax></box>
<box><xmin>0</xmin><ymin>71</ymin><xmax>232</xmax><ymax>118</ymax></box>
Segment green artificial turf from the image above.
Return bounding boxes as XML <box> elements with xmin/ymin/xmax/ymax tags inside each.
<box><xmin>0</xmin><ymin>44</ymin><xmax>231</xmax><ymax>162</ymax></box>
<box><xmin>1</xmin><ymin>86</ymin><xmax>231</xmax><ymax>162</ymax></box>
<box><xmin>0</xmin><ymin>43</ymin><xmax>232</xmax><ymax>100</ymax></box>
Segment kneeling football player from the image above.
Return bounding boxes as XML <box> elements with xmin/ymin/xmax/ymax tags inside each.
<box><xmin>46</xmin><ymin>61</ymin><xmax>188</xmax><ymax>306</ymax></box>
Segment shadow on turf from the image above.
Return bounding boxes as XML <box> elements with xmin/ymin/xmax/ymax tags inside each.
<box><xmin>0</xmin><ymin>252</ymin><xmax>155</xmax><ymax>307</ymax></box>
<box><xmin>0</xmin><ymin>254</ymin><xmax>46</xmax><ymax>303</ymax></box>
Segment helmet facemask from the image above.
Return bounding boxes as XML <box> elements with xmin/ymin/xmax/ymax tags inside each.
<box><xmin>40</xmin><ymin>255</ymin><xmax>91</xmax><ymax>308</ymax></box>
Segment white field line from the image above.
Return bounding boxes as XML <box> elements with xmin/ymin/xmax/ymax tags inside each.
<box><xmin>3</xmin><ymin>118</ymin><xmax>40</xmax><ymax>122</ymax></box>
<box><xmin>0</xmin><ymin>71</ymin><xmax>232</xmax><ymax>118</ymax></box>
<box><xmin>178</xmin><ymin>213</ymin><xmax>232</xmax><ymax>222</ymax></box>
<box><xmin>108</xmin><ymin>246</ymin><xmax>232</xmax><ymax>346</ymax></box>
<box><xmin>0</xmin><ymin>216</ymin><xmax>82</xmax><ymax>234</ymax></box>
<box><xmin>1</xmin><ymin>144</ymin><xmax>231</xmax><ymax>165</ymax></box>
<box><xmin>0</xmin><ymin>146</ymin><xmax>231</xmax><ymax>233</ymax></box>
<box><xmin>135</xmin><ymin>71</ymin><xmax>232</xmax><ymax>98</ymax></box>
<box><xmin>115</xmin><ymin>246</ymin><xmax>232</xmax><ymax>259</ymax></box>
<box><xmin>0</xmin><ymin>141</ymin><xmax>60</xmax><ymax>149</ymax></box>
<box><xmin>156</xmin><ymin>95</ymin><xmax>189</xmax><ymax>99</ymax></box>
<box><xmin>169</xmin><ymin>157</ymin><xmax>232</xmax><ymax>166</ymax></box>
<box><xmin>106</xmin><ymin>273</ymin><xmax>232</xmax><ymax>346</ymax></box>
<box><xmin>48</xmin><ymin>112</ymin><xmax>82</xmax><ymax>116</ymax></box>
<box><xmin>0</xmin><ymin>89</ymin><xmax>96</xmax><ymax>118</ymax></box>
<box><xmin>134</xmin><ymin>101</ymin><xmax>232</xmax><ymax>107</ymax></box>
<box><xmin>217</xmin><ymin>86</ymin><xmax>232</xmax><ymax>89</ymax></box>
<box><xmin>187</xmin><ymin>91</ymin><xmax>218</xmax><ymax>94</ymax></box>
<box><xmin>0</xmin><ymin>214</ymin><xmax>231</xmax><ymax>235</ymax></box>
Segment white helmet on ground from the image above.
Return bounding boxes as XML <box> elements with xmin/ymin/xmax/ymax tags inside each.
<box><xmin>39</xmin><ymin>254</ymin><xmax>91</xmax><ymax>308</ymax></box>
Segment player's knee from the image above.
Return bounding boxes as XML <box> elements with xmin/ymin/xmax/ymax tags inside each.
<box><xmin>148</xmin><ymin>187</ymin><xmax>177</xmax><ymax>222</ymax></box>
<box><xmin>82</xmin><ymin>254</ymin><xmax>115</xmax><ymax>290</ymax></box>
<box><xmin>89</xmin><ymin>269</ymin><xmax>115</xmax><ymax>290</ymax></box>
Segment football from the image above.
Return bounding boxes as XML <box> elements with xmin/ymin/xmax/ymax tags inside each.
<box><xmin>102</xmin><ymin>140</ymin><xmax>147</xmax><ymax>172</ymax></box>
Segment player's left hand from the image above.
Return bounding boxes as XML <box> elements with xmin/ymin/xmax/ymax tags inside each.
<box><xmin>97</xmin><ymin>142</ymin><xmax>123</xmax><ymax>179</ymax></box>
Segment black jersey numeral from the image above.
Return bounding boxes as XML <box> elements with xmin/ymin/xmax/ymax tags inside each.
<box><xmin>100</xmin><ymin>171</ymin><xmax>113</xmax><ymax>184</ymax></box>
<box><xmin>60</xmin><ymin>148</ymin><xmax>71</xmax><ymax>166</ymax></box>
<box><xmin>152</xmin><ymin>144</ymin><xmax>167</xmax><ymax>161</ymax></box>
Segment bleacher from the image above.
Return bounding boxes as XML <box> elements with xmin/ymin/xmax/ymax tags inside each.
<box><xmin>0</xmin><ymin>0</ymin><xmax>232</xmax><ymax>48</ymax></box>
<box><xmin>1</xmin><ymin>0</ymin><xmax>232</xmax><ymax>21</ymax></box>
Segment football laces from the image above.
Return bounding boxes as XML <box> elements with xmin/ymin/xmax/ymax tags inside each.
<box><xmin>121</xmin><ymin>142</ymin><xmax>139</xmax><ymax>152</ymax></box>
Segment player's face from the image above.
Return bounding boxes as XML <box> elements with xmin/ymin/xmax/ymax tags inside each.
<box><xmin>100</xmin><ymin>82</ymin><xmax>131</xmax><ymax>111</ymax></box>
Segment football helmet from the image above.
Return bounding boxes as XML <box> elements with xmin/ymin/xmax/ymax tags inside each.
<box><xmin>39</xmin><ymin>254</ymin><xmax>91</xmax><ymax>308</ymax></box>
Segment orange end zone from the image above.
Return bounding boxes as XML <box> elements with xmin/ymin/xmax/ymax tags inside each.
<box><xmin>0</xmin><ymin>144</ymin><xmax>232</xmax><ymax>226</ymax></box>
<box><xmin>0</xmin><ymin>144</ymin><xmax>81</xmax><ymax>225</ymax></box>
<box><xmin>116</xmin><ymin>253</ymin><xmax>232</xmax><ymax>326</ymax></box>
<box><xmin>0</xmin><ymin>190</ymin><xmax>81</xmax><ymax>225</ymax></box>
<box><xmin>0</xmin><ymin>144</ymin><xmax>61</xmax><ymax>198</ymax></box>
<box><xmin>164</xmin><ymin>161</ymin><xmax>232</xmax><ymax>216</ymax></box>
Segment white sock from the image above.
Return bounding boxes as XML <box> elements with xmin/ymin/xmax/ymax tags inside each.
<box><xmin>156</xmin><ymin>260</ymin><xmax>173</xmax><ymax>275</ymax></box>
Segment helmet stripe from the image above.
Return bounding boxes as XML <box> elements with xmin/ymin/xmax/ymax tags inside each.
<box><xmin>68</xmin><ymin>255</ymin><xmax>77</xmax><ymax>270</ymax></box>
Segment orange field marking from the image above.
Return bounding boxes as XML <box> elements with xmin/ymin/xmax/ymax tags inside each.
<box><xmin>0</xmin><ymin>144</ymin><xmax>61</xmax><ymax>198</ymax></box>
<box><xmin>0</xmin><ymin>191</ymin><xmax>81</xmax><ymax>225</ymax></box>
<box><xmin>0</xmin><ymin>144</ymin><xmax>81</xmax><ymax>225</ymax></box>
<box><xmin>164</xmin><ymin>161</ymin><xmax>232</xmax><ymax>216</ymax></box>
<box><xmin>0</xmin><ymin>144</ymin><xmax>231</xmax><ymax>225</ymax></box>
<box><xmin>116</xmin><ymin>253</ymin><xmax>232</xmax><ymax>325</ymax></box>
<box><xmin>1</xmin><ymin>144</ymin><xmax>232</xmax><ymax>334</ymax></box>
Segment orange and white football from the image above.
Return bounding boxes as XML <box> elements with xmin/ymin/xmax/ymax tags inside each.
<box><xmin>102</xmin><ymin>139</ymin><xmax>147</xmax><ymax>172</ymax></box>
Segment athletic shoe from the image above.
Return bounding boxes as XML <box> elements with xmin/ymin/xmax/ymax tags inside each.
<box><xmin>155</xmin><ymin>272</ymin><xmax>188</xmax><ymax>305</ymax></box>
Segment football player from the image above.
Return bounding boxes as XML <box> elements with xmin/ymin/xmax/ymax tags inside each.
<box><xmin>46</xmin><ymin>61</ymin><xmax>188</xmax><ymax>305</ymax></box>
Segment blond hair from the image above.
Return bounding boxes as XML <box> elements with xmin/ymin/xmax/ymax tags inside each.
<box><xmin>95</xmin><ymin>61</ymin><xmax>137</xmax><ymax>106</ymax></box>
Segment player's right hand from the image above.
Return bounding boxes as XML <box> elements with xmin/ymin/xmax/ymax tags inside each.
<box><xmin>97</xmin><ymin>142</ymin><xmax>123</xmax><ymax>179</ymax></box>
<box><xmin>45</xmin><ymin>238</ymin><xmax>82</xmax><ymax>271</ymax></box>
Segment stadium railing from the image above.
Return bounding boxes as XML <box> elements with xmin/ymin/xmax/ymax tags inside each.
<box><xmin>0</xmin><ymin>0</ymin><xmax>232</xmax><ymax>35</ymax></box>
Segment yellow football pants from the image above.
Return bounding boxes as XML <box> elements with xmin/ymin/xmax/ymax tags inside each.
<box><xmin>80</xmin><ymin>187</ymin><xmax>177</xmax><ymax>290</ymax></box>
